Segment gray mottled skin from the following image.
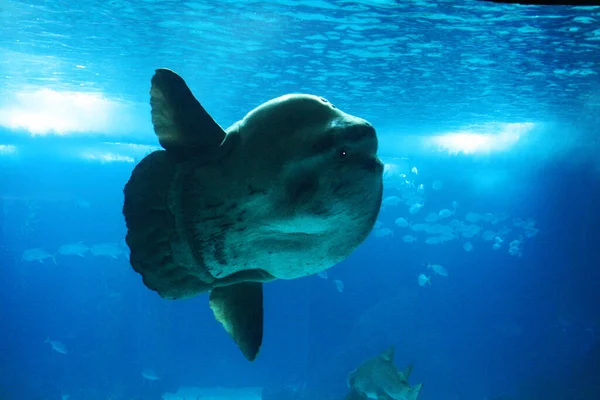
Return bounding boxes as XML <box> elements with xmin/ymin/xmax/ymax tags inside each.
<box><xmin>125</xmin><ymin>91</ymin><xmax>383</xmax><ymax>300</ymax></box>
<box><xmin>123</xmin><ymin>69</ymin><xmax>383</xmax><ymax>360</ymax></box>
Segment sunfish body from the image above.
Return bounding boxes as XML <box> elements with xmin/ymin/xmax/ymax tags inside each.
<box><xmin>347</xmin><ymin>346</ymin><xmax>422</xmax><ymax>400</ymax></box>
<box><xmin>123</xmin><ymin>69</ymin><xmax>383</xmax><ymax>361</ymax></box>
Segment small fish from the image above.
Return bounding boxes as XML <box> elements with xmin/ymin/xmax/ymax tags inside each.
<box><xmin>416</xmin><ymin>183</ymin><xmax>425</xmax><ymax>195</ymax></box>
<box><xmin>424</xmin><ymin>212</ymin><xmax>439</xmax><ymax>223</ymax></box>
<box><xmin>508</xmin><ymin>246</ymin><xmax>521</xmax><ymax>257</ymax></box>
<box><xmin>417</xmin><ymin>274</ymin><xmax>431</xmax><ymax>287</ymax></box>
<box><xmin>141</xmin><ymin>369</ymin><xmax>160</xmax><ymax>381</ymax></box>
<box><xmin>524</xmin><ymin>227</ymin><xmax>539</xmax><ymax>238</ymax></box>
<box><xmin>463</xmin><ymin>242</ymin><xmax>474</xmax><ymax>252</ymax></box>
<box><xmin>374</xmin><ymin>228</ymin><xmax>393</xmax><ymax>238</ymax></box>
<box><xmin>334</xmin><ymin>279</ymin><xmax>344</xmax><ymax>293</ymax></box>
<box><xmin>428</xmin><ymin>263</ymin><xmax>448</xmax><ymax>277</ymax></box>
<box><xmin>465</xmin><ymin>212</ymin><xmax>481</xmax><ymax>223</ymax></box>
<box><xmin>402</xmin><ymin>235</ymin><xmax>417</xmax><ymax>243</ymax></box>
<box><xmin>411</xmin><ymin>166</ymin><xmax>418</xmax><ymax>175</ymax></box>
<box><xmin>432</xmin><ymin>180</ymin><xmax>443</xmax><ymax>190</ymax></box>
<box><xmin>394</xmin><ymin>217</ymin><xmax>409</xmax><ymax>228</ymax></box>
<box><xmin>509</xmin><ymin>239</ymin><xmax>521</xmax><ymax>248</ymax></box>
<box><xmin>492</xmin><ymin>243</ymin><xmax>502</xmax><ymax>251</ymax></box>
<box><xmin>439</xmin><ymin>233</ymin><xmax>456</xmax><ymax>242</ymax></box>
<box><xmin>438</xmin><ymin>208</ymin><xmax>453</xmax><ymax>219</ymax></box>
<box><xmin>408</xmin><ymin>203</ymin><xmax>423</xmax><ymax>214</ymax></box>
<box><xmin>90</xmin><ymin>243</ymin><xmax>125</xmax><ymax>259</ymax></box>
<box><xmin>22</xmin><ymin>248</ymin><xmax>57</xmax><ymax>264</ymax></box>
<box><xmin>410</xmin><ymin>223</ymin><xmax>428</xmax><ymax>232</ymax></box>
<box><xmin>382</xmin><ymin>196</ymin><xmax>402</xmax><ymax>207</ymax></box>
<box><xmin>317</xmin><ymin>271</ymin><xmax>328</xmax><ymax>279</ymax></box>
<box><xmin>513</xmin><ymin>218</ymin><xmax>524</xmax><ymax>227</ymax></box>
<box><xmin>58</xmin><ymin>241</ymin><xmax>89</xmax><ymax>257</ymax></box>
<box><xmin>425</xmin><ymin>236</ymin><xmax>442</xmax><ymax>245</ymax></box>
<box><xmin>45</xmin><ymin>338</ymin><xmax>67</xmax><ymax>354</ymax></box>
<box><xmin>482</xmin><ymin>230</ymin><xmax>496</xmax><ymax>241</ymax></box>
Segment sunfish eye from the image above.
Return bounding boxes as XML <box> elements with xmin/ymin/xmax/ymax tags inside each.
<box><xmin>319</xmin><ymin>96</ymin><xmax>336</xmax><ymax>109</ymax></box>
<box><xmin>339</xmin><ymin>149</ymin><xmax>347</xmax><ymax>158</ymax></box>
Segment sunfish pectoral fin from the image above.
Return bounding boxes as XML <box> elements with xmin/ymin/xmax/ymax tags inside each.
<box><xmin>375</xmin><ymin>390</ymin><xmax>394</xmax><ymax>400</ymax></box>
<box><xmin>345</xmin><ymin>389</ymin><xmax>368</xmax><ymax>400</ymax></box>
<box><xmin>408</xmin><ymin>383</ymin><xmax>423</xmax><ymax>400</ymax></box>
<box><xmin>150</xmin><ymin>68</ymin><xmax>226</xmax><ymax>155</ymax></box>
<box><xmin>209</xmin><ymin>282</ymin><xmax>263</xmax><ymax>361</ymax></box>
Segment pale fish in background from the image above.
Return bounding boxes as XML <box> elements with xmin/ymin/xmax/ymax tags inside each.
<box><xmin>374</xmin><ymin>228</ymin><xmax>393</xmax><ymax>238</ymax></box>
<box><xmin>402</xmin><ymin>235</ymin><xmax>417</xmax><ymax>243</ymax></box>
<box><xmin>374</xmin><ymin>221</ymin><xmax>384</xmax><ymax>229</ymax></box>
<box><xmin>22</xmin><ymin>248</ymin><xmax>56</xmax><ymax>264</ymax></box>
<box><xmin>418</xmin><ymin>274</ymin><xmax>431</xmax><ymax>287</ymax></box>
<box><xmin>45</xmin><ymin>338</ymin><xmax>67</xmax><ymax>354</ymax></box>
<box><xmin>394</xmin><ymin>217</ymin><xmax>409</xmax><ymax>228</ymax></box>
<box><xmin>524</xmin><ymin>226</ymin><xmax>539</xmax><ymax>237</ymax></box>
<box><xmin>424</xmin><ymin>212</ymin><xmax>439</xmax><ymax>223</ymax></box>
<box><xmin>513</xmin><ymin>218</ymin><xmax>524</xmax><ymax>227</ymax></box>
<box><xmin>334</xmin><ymin>279</ymin><xmax>344</xmax><ymax>293</ymax></box>
<box><xmin>432</xmin><ymin>180</ymin><xmax>443</xmax><ymax>190</ymax></box>
<box><xmin>382</xmin><ymin>196</ymin><xmax>402</xmax><ymax>207</ymax></box>
<box><xmin>492</xmin><ymin>243</ymin><xmax>502</xmax><ymax>251</ymax></box>
<box><xmin>317</xmin><ymin>271</ymin><xmax>328</xmax><ymax>279</ymax></box>
<box><xmin>425</xmin><ymin>236</ymin><xmax>442</xmax><ymax>245</ymax></box>
<box><xmin>428</xmin><ymin>263</ymin><xmax>448</xmax><ymax>277</ymax></box>
<box><xmin>411</xmin><ymin>166</ymin><xmax>418</xmax><ymax>175</ymax></box>
<box><xmin>142</xmin><ymin>369</ymin><xmax>160</xmax><ymax>381</ymax></box>
<box><xmin>438</xmin><ymin>208</ymin><xmax>453</xmax><ymax>219</ymax></box>
<box><xmin>482</xmin><ymin>230</ymin><xmax>496</xmax><ymax>241</ymax></box>
<box><xmin>408</xmin><ymin>203</ymin><xmax>423</xmax><ymax>214</ymax></box>
<box><xmin>463</xmin><ymin>242</ymin><xmax>474</xmax><ymax>252</ymax></box>
<box><xmin>90</xmin><ymin>243</ymin><xmax>125</xmax><ymax>259</ymax></box>
<box><xmin>410</xmin><ymin>223</ymin><xmax>428</xmax><ymax>232</ymax></box>
<box><xmin>465</xmin><ymin>212</ymin><xmax>481</xmax><ymax>223</ymax></box>
<box><xmin>58</xmin><ymin>242</ymin><xmax>89</xmax><ymax>257</ymax></box>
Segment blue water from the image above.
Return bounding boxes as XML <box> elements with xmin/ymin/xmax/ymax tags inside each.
<box><xmin>1</xmin><ymin>1</ymin><xmax>600</xmax><ymax>399</ymax></box>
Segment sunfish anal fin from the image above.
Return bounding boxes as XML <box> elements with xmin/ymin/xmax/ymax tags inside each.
<box><xmin>209</xmin><ymin>282</ymin><xmax>263</xmax><ymax>361</ymax></box>
<box><xmin>150</xmin><ymin>68</ymin><xmax>226</xmax><ymax>154</ymax></box>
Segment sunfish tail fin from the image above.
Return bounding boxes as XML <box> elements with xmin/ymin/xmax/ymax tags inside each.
<box><xmin>122</xmin><ymin>150</ymin><xmax>182</xmax><ymax>297</ymax></box>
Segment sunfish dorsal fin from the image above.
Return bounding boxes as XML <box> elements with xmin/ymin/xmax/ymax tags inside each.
<box><xmin>381</xmin><ymin>345</ymin><xmax>395</xmax><ymax>361</ymax></box>
<box><xmin>150</xmin><ymin>68</ymin><xmax>226</xmax><ymax>154</ymax></box>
